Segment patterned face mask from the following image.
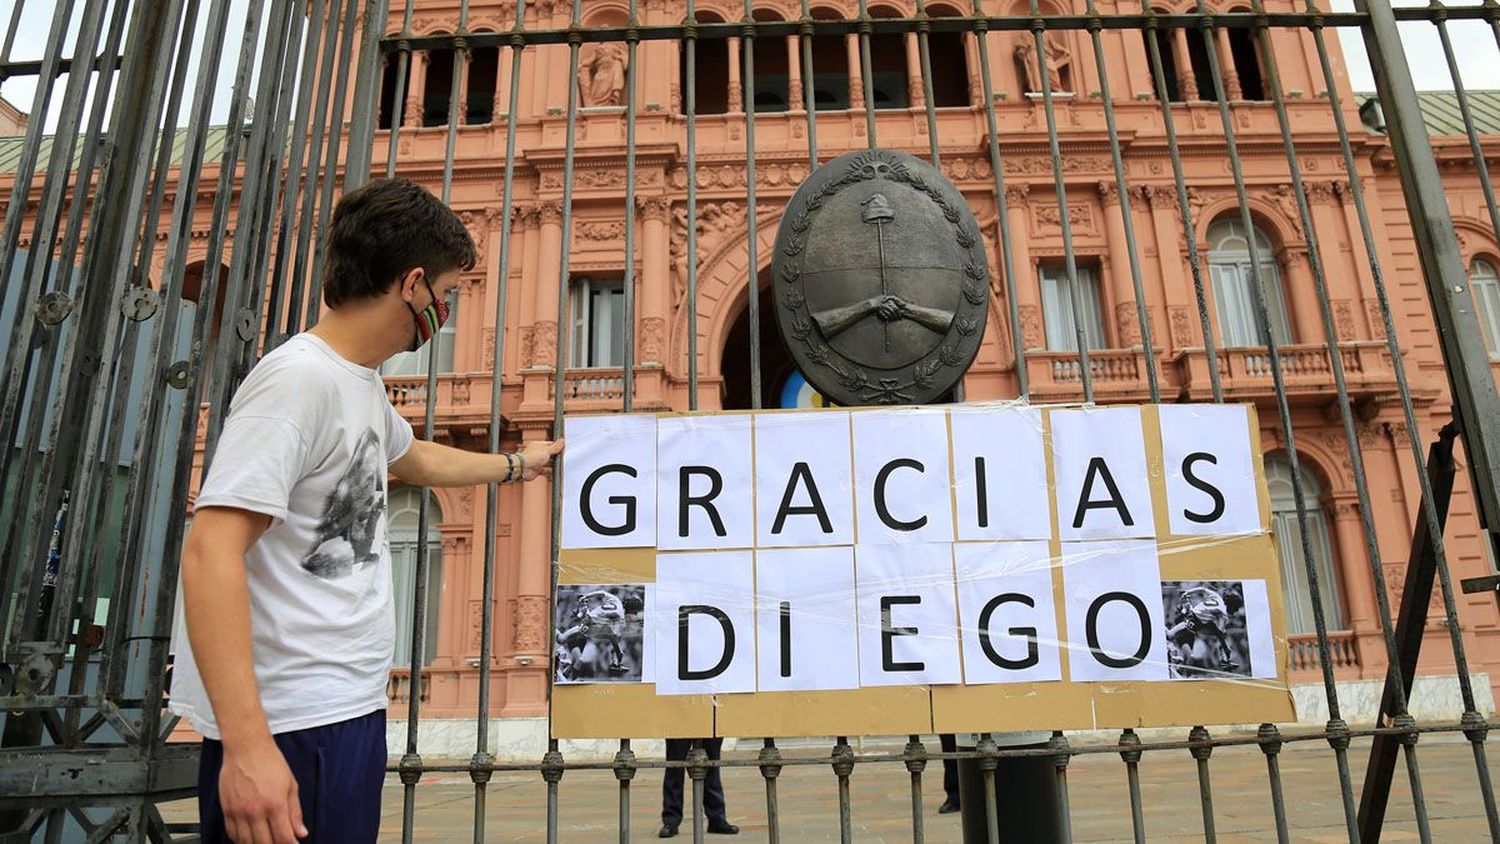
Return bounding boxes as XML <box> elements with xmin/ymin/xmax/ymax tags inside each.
<box><xmin>407</xmin><ymin>275</ymin><xmax>450</xmax><ymax>353</ymax></box>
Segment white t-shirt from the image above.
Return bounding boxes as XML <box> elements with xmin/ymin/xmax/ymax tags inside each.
<box><xmin>170</xmin><ymin>333</ymin><xmax>414</xmax><ymax>739</ymax></box>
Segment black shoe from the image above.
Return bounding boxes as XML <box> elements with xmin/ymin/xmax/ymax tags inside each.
<box><xmin>658</xmin><ymin>824</ymin><xmax>678</xmax><ymax>838</ymax></box>
<box><xmin>707</xmin><ymin>819</ymin><xmax>740</xmax><ymax>835</ymax></box>
<box><xmin>938</xmin><ymin>799</ymin><xmax>961</xmax><ymax>814</ymax></box>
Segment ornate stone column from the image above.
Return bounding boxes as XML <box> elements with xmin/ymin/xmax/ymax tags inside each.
<box><xmin>727</xmin><ymin>37</ymin><xmax>743</xmax><ymax>112</ymax></box>
<box><xmin>1214</xmin><ymin>28</ymin><xmax>1242</xmax><ymax>100</ymax></box>
<box><xmin>495</xmin><ymin>41</ymin><xmax>513</xmax><ymax>118</ymax></box>
<box><xmin>404</xmin><ymin>50</ymin><xmax>428</xmax><ymax>128</ymax></box>
<box><xmin>1099</xmin><ymin>181</ymin><xmax>1144</xmax><ymax>348</ymax></box>
<box><xmin>846</xmin><ymin>34</ymin><xmax>864</xmax><ymax>105</ymax></box>
<box><xmin>455</xmin><ymin>46</ymin><xmax>471</xmax><ymax>125</ymax></box>
<box><xmin>638</xmin><ymin>196</ymin><xmax>672</xmax><ymax>366</ymax></box>
<box><xmin>1142</xmin><ymin>185</ymin><xmax>1194</xmax><ymax>349</ymax></box>
<box><xmin>1330</xmin><ymin>494</ymin><xmax>1377</xmax><ymax>634</ymax></box>
<box><xmin>533</xmin><ymin>201</ymin><xmax>565</xmax><ymax>372</ymax></box>
<box><xmin>905</xmin><ymin>32</ymin><xmax>925</xmax><ymax>108</ymax></box>
<box><xmin>1306</xmin><ymin>180</ymin><xmax>1360</xmax><ymax>342</ymax></box>
<box><xmin>513</xmin><ymin>423</ymin><xmax>554</xmax><ymax>663</ymax></box>
<box><xmin>1005</xmin><ymin>184</ymin><xmax>1040</xmax><ymax>350</ymax></box>
<box><xmin>514</xmin><ymin>206</ymin><xmax>542</xmax><ymax>369</ymax></box>
<box><xmin>1281</xmin><ymin>247</ymin><xmax>1323</xmax><ymax>344</ymax></box>
<box><xmin>1172</xmin><ymin>31</ymin><xmax>1198</xmax><ymax>101</ymax></box>
<box><xmin>787</xmin><ymin>35</ymin><xmax>804</xmax><ymax>111</ymax></box>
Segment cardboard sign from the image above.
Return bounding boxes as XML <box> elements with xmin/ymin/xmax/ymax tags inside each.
<box><xmin>553</xmin><ymin>403</ymin><xmax>1293</xmax><ymax>738</ymax></box>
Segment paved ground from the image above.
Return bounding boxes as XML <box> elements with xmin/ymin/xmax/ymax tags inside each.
<box><xmin>161</xmin><ymin>732</ymin><xmax>1500</xmax><ymax>841</ymax></box>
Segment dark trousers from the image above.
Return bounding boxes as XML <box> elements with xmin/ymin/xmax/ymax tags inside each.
<box><xmin>940</xmin><ymin>733</ymin><xmax>960</xmax><ymax>805</ymax></box>
<box><xmin>198</xmin><ymin>709</ymin><xmax>387</xmax><ymax>843</ymax></box>
<box><xmin>662</xmin><ymin>737</ymin><xmax>728</xmax><ymax>827</ymax></box>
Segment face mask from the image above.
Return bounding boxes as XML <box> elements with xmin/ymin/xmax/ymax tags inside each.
<box><xmin>407</xmin><ymin>275</ymin><xmax>450</xmax><ymax>353</ymax></box>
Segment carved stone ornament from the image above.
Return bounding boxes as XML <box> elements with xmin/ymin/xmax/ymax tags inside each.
<box><xmin>772</xmin><ymin>149</ymin><xmax>989</xmax><ymax>406</ymax></box>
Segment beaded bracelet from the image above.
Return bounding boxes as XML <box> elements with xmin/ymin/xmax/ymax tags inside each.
<box><xmin>502</xmin><ymin>451</ymin><xmax>516</xmax><ymax>483</ymax></box>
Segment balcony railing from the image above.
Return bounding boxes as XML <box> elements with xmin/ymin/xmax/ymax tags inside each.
<box><xmin>1288</xmin><ymin>630</ymin><xmax>1362</xmax><ymax>674</ymax></box>
<box><xmin>386</xmin><ymin>669</ymin><xmax>431</xmax><ymax>705</ymax></box>
<box><xmin>1175</xmin><ymin>341</ymin><xmax>1402</xmax><ymax>402</ymax></box>
<box><xmin>1025</xmin><ymin>348</ymin><xmax>1157</xmax><ymax>402</ymax></box>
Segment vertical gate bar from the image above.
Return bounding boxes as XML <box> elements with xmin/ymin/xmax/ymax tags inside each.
<box><xmin>623</xmin><ymin>0</ymin><xmax>640</xmax><ymax>412</ymax></box>
<box><xmin>904</xmin><ymin>735</ymin><xmax>926</xmax><ymax>844</ymax></box>
<box><xmin>1118</xmin><ymin>730</ymin><xmax>1147</xmax><ymax>844</ymax></box>
<box><xmin>1309</xmin><ymin>3</ymin><xmax>1500</xmax><ymax>834</ymax></box>
<box><xmin>268</xmin><ymin>0</ymin><xmax>334</xmax><ymax>346</ymax></box>
<box><xmin>1432</xmin><ymin>8</ymin><xmax>1500</xmax><ymax>278</ymax></box>
<box><xmin>1189</xmin><ymin>4</ymin><xmax>1361</xmax><ymax>836</ymax></box>
<box><xmin>200</xmin><ymin>0</ymin><xmax>298</xmax><ymax>465</ymax></box>
<box><xmin>1026</xmin><ymin>6</ymin><xmax>1092</xmax><ymax>402</ymax></box>
<box><xmin>685</xmin><ymin>0</ymin><xmax>700</xmax><ymax>410</ymax></box>
<box><xmin>385</xmin><ymin>0</ymin><xmax>419</xmax><ymax>178</ymax></box>
<box><xmin>473</xmin><ymin>4</ymin><xmax>529</xmax><ymax>840</ymax></box>
<box><xmin>75</xmin><ymin>0</ymin><xmax>203</xmax><ymax>737</ymax></box>
<box><xmin>855</xmin><ymin>0</ymin><xmax>877</xmax><ymax>147</ymax></box>
<box><xmin>303</xmin><ymin>0</ymin><xmax>366</xmax><ymax>326</ymax></box>
<box><xmin>286</xmin><ymin>0</ymin><xmax>360</xmax><ymax>338</ymax></box>
<box><xmin>343</xmin><ymin>0</ymin><xmax>392</xmax><ymax>190</ymax></box>
<box><xmin>1253</xmin><ymin>7</ymin><xmax>1444</xmax><ymax>833</ymax></box>
<box><xmin>50</xmin><ymin>0</ymin><xmax>139</xmax><ymax>699</ymax></box>
<box><xmin>29</xmin><ymin>0</ymin><xmax>191</xmax><ymax>655</ymax></box>
<box><xmin>689</xmin><ymin>744</ymin><xmax>707</xmax><ymax>844</ymax></box>
<box><xmin>547</xmin><ymin>6</ymin><xmax>585</xmax><ymax>839</ymax></box>
<box><xmin>1356</xmin><ymin>0</ymin><xmax>1500</xmax><ymax>561</ymax></box>
<box><xmin>1188</xmin><ymin>726</ymin><xmax>1217</xmax><ymax>842</ymax></box>
<box><xmin>1194</xmin><ymin>4</ymin><xmax>1374</xmax><ymax>839</ymax></box>
<box><xmin>1258</xmin><ymin>0</ymin><xmax>1418</xmax><ymax>686</ymax></box>
<box><xmin>968</xmin><ymin>0</ymin><xmax>1028</xmax><ymax>398</ymax></box>
<box><xmin>0</xmin><ymin>0</ymin><xmax>77</xmax><ymax>347</ymax></box>
<box><xmin>615</xmin><ymin>738</ymin><xmax>635</xmax><ymax>843</ymax></box>
<box><xmin>742</xmin><ymin>0</ymin><xmax>762</xmax><ymax>409</ymax></box>
<box><xmin>760</xmin><ymin>737</ymin><xmax>783</xmax><ymax>844</ymax></box>
<box><xmin>1258</xmin><ymin>724</ymin><xmax>1290</xmax><ymax>844</ymax></box>
<box><xmin>798</xmin><ymin>0</ymin><xmax>818</xmax><ymax>164</ymax></box>
<box><xmin>1396</xmin><ymin>714</ymin><xmax>1434</xmax><ymax>844</ymax></box>
<box><xmin>0</xmin><ymin>0</ymin><xmax>113</xmax><ymax>624</ymax></box>
<box><xmin>1050</xmin><ymin>731</ymin><xmax>1074</xmax><ymax>844</ymax></box>
<box><xmin>1139</xmin><ymin>0</ymin><xmax>1222</xmax><ymax>402</ymax></box>
<box><xmin>438</xmin><ymin>1</ymin><xmax>472</xmax><ymax>207</ymax></box>
<box><xmin>833</xmin><ymin>736</ymin><xmax>854</xmax><ymax>844</ymax></box>
<box><xmin>1084</xmin><ymin>0</ymin><xmax>1158</xmax><ymax>402</ymax></box>
<box><xmin>913</xmin><ymin>1</ymin><xmax>941</xmax><ymax>168</ymax></box>
<box><xmin>977</xmin><ymin>734</ymin><xmax>1000</xmax><ymax>844</ymax></box>
<box><xmin>0</xmin><ymin>0</ymin><xmax>23</xmax><ymax>67</ymax></box>
<box><xmin>105</xmin><ymin>0</ymin><xmax>268</xmax><ymax>701</ymax></box>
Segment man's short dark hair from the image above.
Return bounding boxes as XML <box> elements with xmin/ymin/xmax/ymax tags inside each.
<box><xmin>322</xmin><ymin>178</ymin><xmax>476</xmax><ymax>308</ymax></box>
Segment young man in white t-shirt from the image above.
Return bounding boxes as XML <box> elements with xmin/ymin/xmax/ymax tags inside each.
<box><xmin>172</xmin><ymin>178</ymin><xmax>562</xmax><ymax>843</ymax></box>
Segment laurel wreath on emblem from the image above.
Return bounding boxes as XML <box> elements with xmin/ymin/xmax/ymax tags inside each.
<box><xmin>779</xmin><ymin>151</ymin><xmax>987</xmax><ymax>404</ymax></box>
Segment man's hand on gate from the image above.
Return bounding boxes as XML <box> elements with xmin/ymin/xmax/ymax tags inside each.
<box><xmin>220</xmin><ymin>739</ymin><xmax>307</xmax><ymax>844</ymax></box>
<box><xmin>517</xmin><ymin>439</ymin><xmax>565</xmax><ymax>481</ymax></box>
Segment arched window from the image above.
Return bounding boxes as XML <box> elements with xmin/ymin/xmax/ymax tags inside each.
<box><xmin>378</xmin><ymin>49</ymin><xmax>411</xmax><ymax>128</ymax></box>
<box><xmin>1227</xmin><ymin>27</ymin><xmax>1265</xmax><ymax>101</ymax></box>
<box><xmin>1470</xmin><ymin>257</ymin><xmax>1500</xmax><ymax>359</ymax></box>
<box><xmin>1265</xmin><ymin>453</ymin><xmax>1344</xmax><ymax>634</ymax></box>
<box><xmin>1144</xmin><ymin>31</ymin><xmax>1181</xmax><ymax>102</ymax></box>
<box><xmin>1208</xmin><ymin>217</ymin><xmax>1293</xmax><ymax>347</ymax></box>
<box><xmin>867</xmin><ymin>6</ymin><xmax>909</xmax><ymax>109</ymax></box>
<box><xmin>680</xmin><ymin>12</ymin><xmax>730</xmax><ymax>115</ymax></box>
<box><xmin>424</xmin><ymin>43</ymin><xmax>455</xmax><ymax>126</ymax></box>
<box><xmin>467</xmin><ymin>35</ymin><xmax>500</xmax><ymax>124</ymax></box>
<box><xmin>746</xmin><ymin>10</ymin><xmax>790</xmax><ymax>113</ymax></box>
<box><xmin>389</xmin><ymin>487</ymin><xmax>443</xmax><ymax>667</ymax></box>
<box><xmin>926</xmin><ymin>4</ymin><xmax>972</xmax><ymax>107</ymax></box>
<box><xmin>809</xmin><ymin>7</ymin><xmax>849</xmax><ymax>111</ymax></box>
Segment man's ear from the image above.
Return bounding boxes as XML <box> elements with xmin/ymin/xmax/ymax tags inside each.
<box><xmin>397</xmin><ymin>267</ymin><xmax>424</xmax><ymax>302</ymax></box>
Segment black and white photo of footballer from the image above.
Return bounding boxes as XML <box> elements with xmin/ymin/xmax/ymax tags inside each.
<box><xmin>1162</xmin><ymin>580</ymin><xmax>1253</xmax><ymax>679</ymax></box>
<box><xmin>554</xmin><ymin>585</ymin><xmax>646</xmax><ymax>683</ymax></box>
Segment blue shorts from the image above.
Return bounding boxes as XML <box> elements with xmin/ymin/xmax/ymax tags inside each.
<box><xmin>197</xmin><ymin>709</ymin><xmax>387</xmax><ymax>843</ymax></box>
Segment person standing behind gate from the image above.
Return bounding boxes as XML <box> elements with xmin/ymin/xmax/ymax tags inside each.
<box><xmin>172</xmin><ymin>178</ymin><xmax>563</xmax><ymax>844</ymax></box>
<box><xmin>660</xmin><ymin>738</ymin><xmax>739</xmax><ymax>837</ymax></box>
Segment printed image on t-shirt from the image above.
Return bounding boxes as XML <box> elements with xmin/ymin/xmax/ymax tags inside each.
<box><xmin>301</xmin><ymin>427</ymin><xmax>387</xmax><ymax>579</ymax></box>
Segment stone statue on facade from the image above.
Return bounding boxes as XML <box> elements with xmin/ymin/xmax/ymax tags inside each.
<box><xmin>1014</xmin><ymin>36</ymin><xmax>1073</xmax><ymax>95</ymax></box>
<box><xmin>579</xmin><ymin>42</ymin><xmax>627</xmax><ymax>107</ymax></box>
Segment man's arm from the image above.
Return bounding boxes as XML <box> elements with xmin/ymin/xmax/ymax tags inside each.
<box><xmin>390</xmin><ymin>438</ymin><xmax>564</xmax><ymax>488</ymax></box>
<box><xmin>182</xmin><ymin>507</ymin><xmax>307</xmax><ymax>844</ymax></box>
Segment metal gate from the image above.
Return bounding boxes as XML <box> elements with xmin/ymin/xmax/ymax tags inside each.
<box><xmin>2</xmin><ymin>0</ymin><xmax>1500</xmax><ymax>840</ymax></box>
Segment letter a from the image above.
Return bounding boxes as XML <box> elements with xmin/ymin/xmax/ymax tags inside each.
<box><xmin>1071</xmin><ymin>457</ymin><xmax>1134</xmax><ymax>530</ymax></box>
<box><xmin>772</xmin><ymin>462</ymin><xmax>833</xmax><ymax>535</ymax></box>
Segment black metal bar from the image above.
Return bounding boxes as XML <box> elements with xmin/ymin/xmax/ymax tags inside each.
<box><xmin>344</xmin><ymin>0</ymin><xmax>395</xmax><ymax>189</ymax></box>
<box><xmin>1358</xmin><ymin>423</ymin><xmax>1458</xmax><ymax>842</ymax></box>
<box><xmin>742</xmin><ymin>0</ymin><xmax>762</xmax><ymax>410</ymax></box>
<box><xmin>685</xmin><ymin>0</ymin><xmax>700</xmax><ymax>410</ymax></box>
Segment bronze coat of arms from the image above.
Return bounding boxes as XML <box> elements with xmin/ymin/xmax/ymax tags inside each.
<box><xmin>772</xmin><ymin>149</ymin><xmax>989</xmax><ymax>406</ymax></box>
